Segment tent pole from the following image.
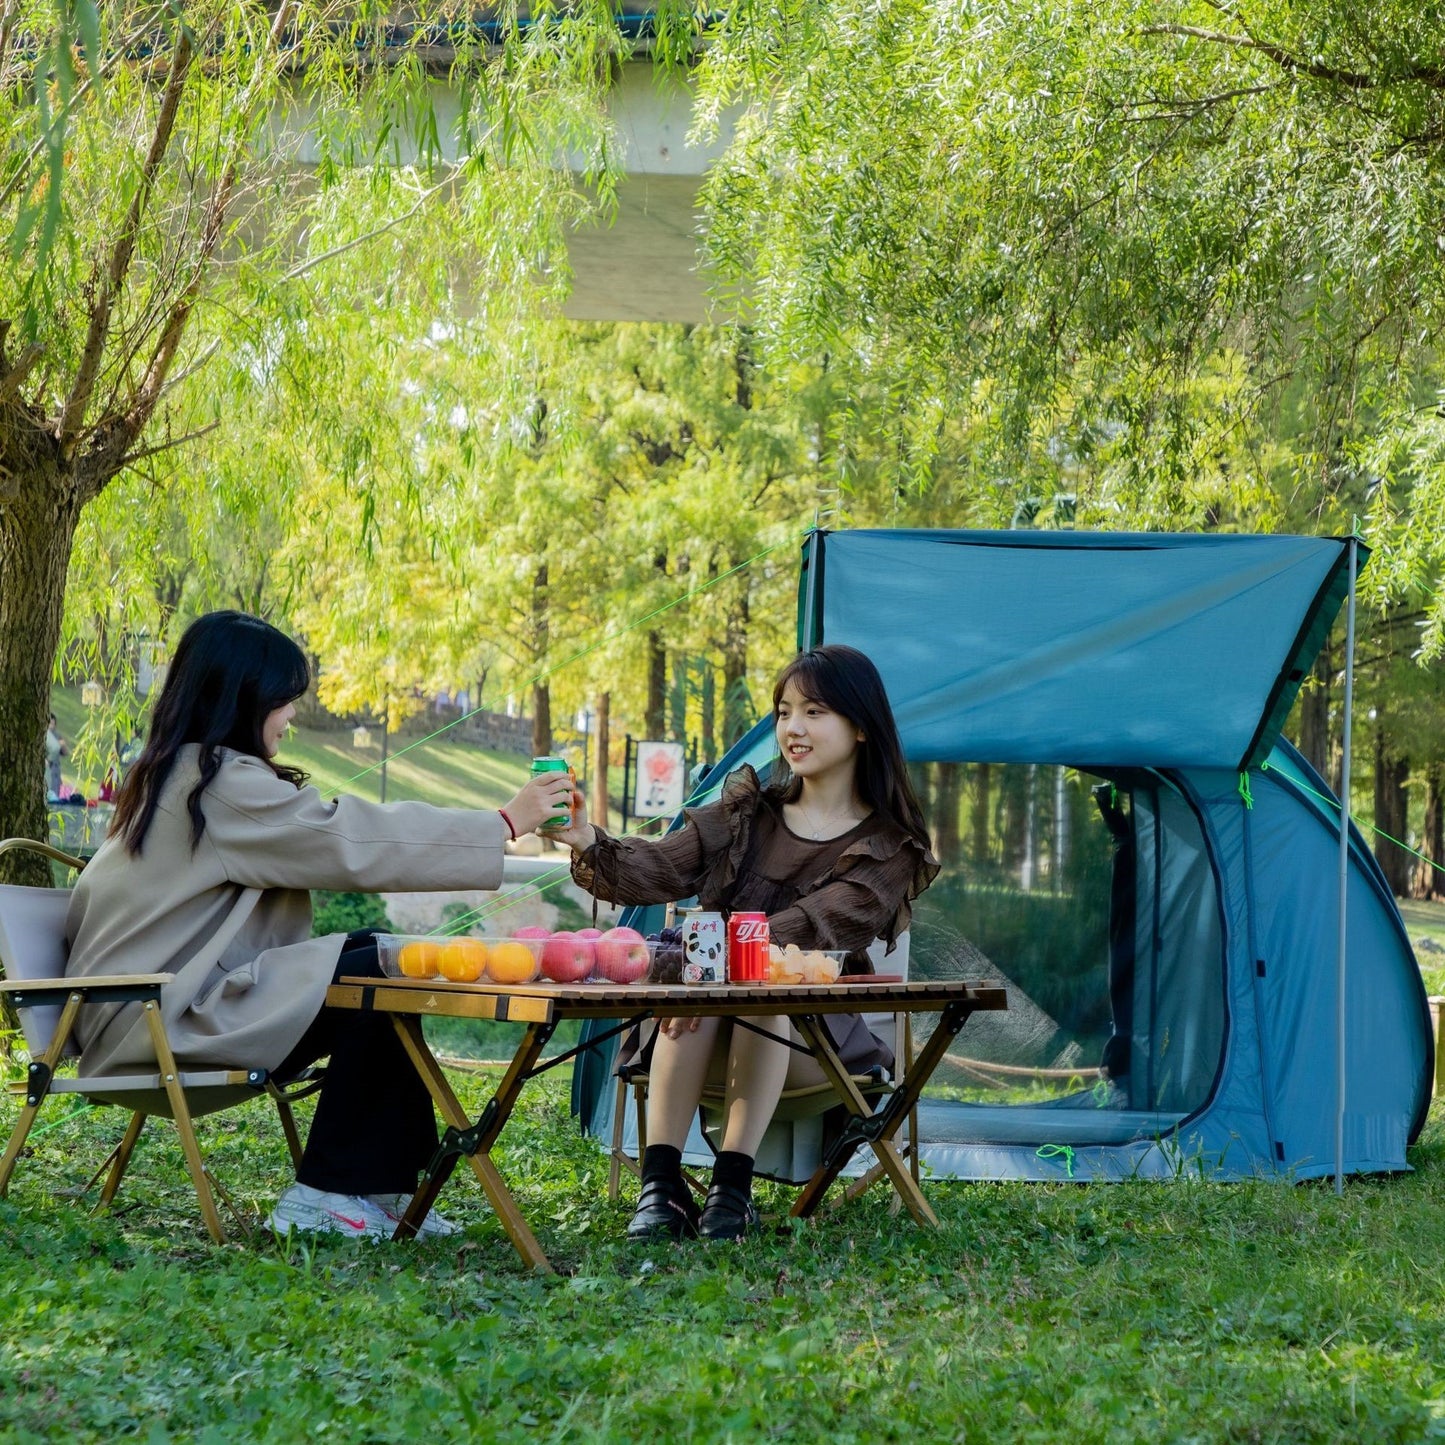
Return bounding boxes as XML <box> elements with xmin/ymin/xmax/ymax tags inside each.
<box><xmin>799</xmin><ymin>528</ymin><xmax>825</xmax><ymax>650</ymax></box>
<box><xmin>1335</xmin><ymin>537</ymin><xmax>1358</xmax><ymax>1197</ymax></box>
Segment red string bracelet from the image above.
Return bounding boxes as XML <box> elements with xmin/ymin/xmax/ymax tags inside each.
<box><xmin>499</xmin><ymin>808</ymin><xmax>517</xmax><ymax>840</ymax></box>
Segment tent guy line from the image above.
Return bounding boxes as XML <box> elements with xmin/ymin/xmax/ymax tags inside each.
<box><xmin>1257</xmin><ymin>758</ymin><xmax>1445</xmax><ymax>880</ymax></box>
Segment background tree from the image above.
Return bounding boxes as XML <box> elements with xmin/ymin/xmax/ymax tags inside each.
<box><xmin>0</xmin><ymin>0</ymin><xmax>624</xmax><ymax>880</ymax></box>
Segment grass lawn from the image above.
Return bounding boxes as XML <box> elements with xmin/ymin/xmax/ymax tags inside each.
<box><xmin>1397</xmin><ymin>900</ymin><xmax>1445</xmax><ymax>997</ymax></box>
<box><xmin>49</xmin><ymin>686</ymin><xmax>533</xmax><ymax>814</ymax></box>
<box><xmin>3</xmin><ymin>1062</ymin><xmax>1445</xmax><ymax>1443</ymax></box>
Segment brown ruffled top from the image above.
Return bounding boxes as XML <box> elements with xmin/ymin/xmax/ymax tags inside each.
<box><xmin>571</xmin><ymin>765</ymin><xmax>939</xmax><ymax>975</ymax></box>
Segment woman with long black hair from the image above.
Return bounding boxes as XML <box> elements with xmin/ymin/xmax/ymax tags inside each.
<box><xmin>65</xmin><ymin>611</ymin><xmax>572</xmax><ymax>1239</ymax></box>
<box><xmin>552</xmin><ymin>644</ymin><xmax>938</xmax><ymax>1242</ymax></box>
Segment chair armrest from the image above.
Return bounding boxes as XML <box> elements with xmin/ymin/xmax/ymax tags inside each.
<box><xmin>0</xmin><ymin>836</ymin><xmax>86</xmax><ymax>871</ymax></box>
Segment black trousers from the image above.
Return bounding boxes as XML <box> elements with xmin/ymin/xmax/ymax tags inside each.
<box><xmin>275</xmin><ymin>930</ymin><xmax>438</xmax><ymax>1195</ymax></box>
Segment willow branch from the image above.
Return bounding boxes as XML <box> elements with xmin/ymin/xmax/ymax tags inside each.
<box><xmin>118</xmin><ymin>418</ymin><xmax>222</xmax><ymax>469</ymax></box>
<box><xmin>151</xmin><ymin>337</ymin><xmax>222</xmax><ymax>401</ymax></box>
<box><xmin>0</xmin><ymin>343</ymin><xmax>43</xmax><ymax>404</ymax></box>
<box><xmin>1137</xmin><ymin>25</ymin><xmax>1381</xmax><ymax>89</ymax></box>
<box><xmin>0</xmin><ymin>12</ymin><xmax>168</xmax><ymax>211</ymax></box>
<box><xmin>280</xmin><ymin>175</ymin><xmax>454</xmax><ymax>284</ymax></box>
<box><xmin>126</xmin><ymin>3</ymin><xmax>299</xmax><ymax>451</ymax></box>
<box><xmin>58</xmin><ymin>21</ymin><xmax>196</xmax><ymax>449</ymax></box>
<box><xmin>1122</xmin><ymin>82</ymin><xmax>1278</xmax><ymax>120</ymax></box>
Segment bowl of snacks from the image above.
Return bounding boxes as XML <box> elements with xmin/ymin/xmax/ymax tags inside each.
<box><xmin>767</xmin><ymin>944</ymin><xmax>848</xmax><ymax>985</ymax></box>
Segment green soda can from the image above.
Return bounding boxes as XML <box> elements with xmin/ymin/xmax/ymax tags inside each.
<box><xmin>531</xmin><ymin>756</ymin><xmax>573</xmax><ymax>829</ymax></box>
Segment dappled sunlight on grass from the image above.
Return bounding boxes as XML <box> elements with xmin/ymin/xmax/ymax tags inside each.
<box><xmin>280</xmin><ymin>724</ymin><xmax>532</xmax><ymax>809</ymax></box>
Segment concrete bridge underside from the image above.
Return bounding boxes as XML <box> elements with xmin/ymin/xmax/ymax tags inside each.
<box><xmin>293</xmin><ymin>60</ymin><xmax>732</xmax><ymax>323</ymax></box>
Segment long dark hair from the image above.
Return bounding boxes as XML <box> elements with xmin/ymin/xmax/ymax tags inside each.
<box><xmin>112</xmin><ymin>611</ymin><xmax>311</xmax><ymax>855</ymax></box>
<box><xmin>766</xmin><ymin>644</ymin><xmax>931</xmax><ymax>855</ymax></box>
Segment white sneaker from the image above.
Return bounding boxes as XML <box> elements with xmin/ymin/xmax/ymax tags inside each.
<box><xmin>368</xmin><ymin>1192</ymin><xmax>463</xmax><ymax>1239</ymax></box>
<box><xmin>268</xmin><ymin>1183</ymin><xmax>394</xmax><ymax>1240</ymax></box>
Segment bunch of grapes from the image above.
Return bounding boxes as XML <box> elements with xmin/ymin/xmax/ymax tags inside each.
<box><xmin>645</xmin><ymin>926</ymin><xmax>685</xmax><ymax>983</ymax></box>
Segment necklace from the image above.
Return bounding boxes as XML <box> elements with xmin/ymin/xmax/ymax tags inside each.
<box><xmin>794</xmin><ymin>799</ymin><xmax>864</xmax><ymax>840</ymax></box>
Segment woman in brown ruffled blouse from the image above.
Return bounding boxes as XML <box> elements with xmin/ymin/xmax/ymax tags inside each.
<box><xmin>552</xmin><ymin>645</ymin><xmax>938</xmax><ymax>1243</ymax></box>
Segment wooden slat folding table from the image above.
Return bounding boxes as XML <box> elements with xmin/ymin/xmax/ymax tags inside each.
<box><xmin>325</xmin><ymin>976</ymin><xmax>1008</xmax><ymax>1271</ymax></box>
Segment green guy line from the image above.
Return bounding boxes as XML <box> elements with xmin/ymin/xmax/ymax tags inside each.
<box><xmin>1258</xmin><ymin>761</ymin><xmax>1445</xmax><ymax>877</ymax></box>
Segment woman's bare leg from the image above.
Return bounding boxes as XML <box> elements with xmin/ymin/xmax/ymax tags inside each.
<box><xmin>646</xmin><ymin>1017</ymin><xmax>723</xmax><ymax>1148</ymax></box>
<box><xmin>717</xmin><ymin>1018</ymin><xmax>828</xmax><ymax>1157</ymax></box>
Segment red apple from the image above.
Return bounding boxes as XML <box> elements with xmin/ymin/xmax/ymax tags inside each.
<box><xmin>540</xmin><ymin>930</ymin><xmax>594</xmax><ymax>983</ymax></box>
<box><xmin>512</xmin><ymin>926</ymin><xmax>550</xmax><ymax>940</ymax></box>
<box><xmin>576</xmin><ymin>927</ymin><xmax>603</xmax><ymax>940</ymax></box>
<box><xmin>595</xmin><ymin>925</ymin><xmax>650</xmax><ymax>984</ymax></box>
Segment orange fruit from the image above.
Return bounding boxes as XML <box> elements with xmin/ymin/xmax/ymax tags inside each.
<box><xmin>437</xmin><ymin>938</ymin><xmax>488</xmax><ymax>982</ymax></box>
<box><xmin>398</xmin><ymin>940</ymin><xmax>442</xmax><ymax>978</ymax></box>
<box><xmin>486</xmin><ymin>939</ymin><xmax>538</xmax><ymax>984</ymax></box>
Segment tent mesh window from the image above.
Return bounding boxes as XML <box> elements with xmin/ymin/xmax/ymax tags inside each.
<box><xmin>909</xmin><ymin>762</ymin><xmax>1226</xmax><ymax>1140</ymax></box>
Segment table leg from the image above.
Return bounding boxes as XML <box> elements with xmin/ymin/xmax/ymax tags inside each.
<box><xmin>390</xmin><ymin>1016</ymin><xmax>554</xmax><ymax>1272</ymax></box>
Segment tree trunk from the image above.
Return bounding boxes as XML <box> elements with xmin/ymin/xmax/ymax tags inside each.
<box><xmin>1412</xmin><ymin>764</ymin><xmax>1445</xmax><ymax>900</ymax></box>
<box><xmin>669</xmin><ymin>656</ymin><xmax>688</xmax><ymax>743</ymax></box>
<box><xmin>1000</xmin><ymin>766</ymin><xmax>1028</xmax><ymax>879</ymax></box>
<box><xmin>645</xmin><ymin>632</ymin><xmax>666</xmax><ymax>739</ymax></box>
<box><xmin>595</xmin><ymin>691</ymin><xmax>610</xmax><ymax>832</ymax></box>
<box><xmin>700</xmin><ymin>664</ymin><xmax>716</xmax><ymax>767</ymax></box>
<box><xmin>933</xmin><ymin>761</ymin><xmax>961</xmax><ymax>866</ymax></box>
<box><xmin>1297</xmin><ymin>644</ymin><xmax>1331</xmax><ymax>780</ymax></box>
<box><xmin>1373</xmin><ymin>726</ymin><xmax>1411</xmax><ymax>897</ymax></box>
<box><xmin>530</xmin><ymin>562</ymin><xmax>551</xmax><ymax>757</ymax></box>
<box><xmin>971</xmin><ymin>763</ymin><xmax>991</xmax><ymax>866</ymax></box>
<box><xmin>0</xmin><ymin>459</ymin><xmax>83</xmax><ymax>887</ymax></box>
<box><xmin>722</xmin><ymin>569</ymin><xmax>751</xmax><ymax>749</ymax></box>
<box><xmin>531</xmin><ymin>681</ymin><xmax>551</xmax><ymax>759</ymax></box>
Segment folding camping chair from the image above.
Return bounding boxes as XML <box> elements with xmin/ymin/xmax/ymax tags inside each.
<box><xmin>0</xmin><ymin>838</ymin><xmax>322</xmax><ymax>1243</ymax></box>
<box><xmin>607</xmin><ymin>935</ymin><xmax>921</xmax><ymax>1207</ymax></box>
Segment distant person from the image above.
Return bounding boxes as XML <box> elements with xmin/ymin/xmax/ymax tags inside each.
<box><xmin>44</xmin><ymin>713</ymin><xmax>67</xmax><ymax>800</ymax></box>
<box><xmin>99</xmin><ymin>729</ymin><xmax>145</xmax><ymax>803</ymax></box>
<box><xmin>118</xmin><ymin>728</ymin><xmax>143</xmax><ymax>774</ymax></box>
<box><xmin>64</xmin><ymin>610</ymin><xmax>574</xmax><ymax>1240</ymax></box>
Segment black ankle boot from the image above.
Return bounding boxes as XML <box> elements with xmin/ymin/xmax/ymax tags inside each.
<box><xmin>698</xmin><ymin>1181</ymin><xmax>761</xmax><ymax>1242</ymax></box>
<box><xmin>627</xmin><ymin>1178</ymin><xmax>701</xmax><ymax>1242</ymax></box>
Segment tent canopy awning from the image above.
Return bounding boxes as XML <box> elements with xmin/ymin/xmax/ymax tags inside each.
<box><xmin>806</xmin><ymin>529</ymin><xmax>1361</xmax><ymax>771</ymax></box>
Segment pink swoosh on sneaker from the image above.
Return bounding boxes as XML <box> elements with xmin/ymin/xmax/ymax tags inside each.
<box><xmin>327</xmin><ymin>1209</ymin><xmax>368</xmax><ymax>1230</ymax></box>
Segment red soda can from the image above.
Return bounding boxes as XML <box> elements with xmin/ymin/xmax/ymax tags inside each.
<box><xmin>727</xmin><ymin>912</ymin><xmax>771</xmax><ymax>983</ymax></box>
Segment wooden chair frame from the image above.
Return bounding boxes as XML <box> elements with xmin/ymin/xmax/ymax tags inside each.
<box><xmin>0</xmin><ymin>838</ymin><xmax>323</xmax><ymax>1243</ymax></box>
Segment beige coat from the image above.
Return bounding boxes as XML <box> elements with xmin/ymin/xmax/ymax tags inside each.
<box><xmin>65</xmin><ymin>745</ymin><xmax>506</xmax><ymax>1076</ymax></box>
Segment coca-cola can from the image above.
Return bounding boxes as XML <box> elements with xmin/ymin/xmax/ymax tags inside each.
<box><xmin>727</xmin><ymin>912</ymin><xmax>771</xmax><ymax>984</ymax></box>
<box><xmin>680</xmin><ymin>910</ymin><xmax>727</xmax><ymax>985</ymax></box>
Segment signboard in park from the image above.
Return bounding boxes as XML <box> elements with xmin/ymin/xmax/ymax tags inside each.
<box><xmin>632</xmin><ymin>740</ymin><xmax>686</xmax><ymax>817</ymax></box>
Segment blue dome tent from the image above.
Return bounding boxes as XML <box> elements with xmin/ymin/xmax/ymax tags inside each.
<box><xmin>573</xmin><ymin>529</ymin><xmax>1432</xmax><ymax>1183</ymax></box>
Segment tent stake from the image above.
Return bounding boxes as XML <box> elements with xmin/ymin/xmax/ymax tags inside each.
<box><xmin>1335</xmin><ymin>537</ymin><xmax>1359</xmax><ymax>1197</ymax></box>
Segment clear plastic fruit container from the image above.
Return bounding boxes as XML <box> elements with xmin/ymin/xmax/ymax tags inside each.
<box><xmin>375</xmin><ymin>934</ymin><xmax>541</xmax><ymax>985</ymax></box>
<box><xmin>375</xmin><ymin>932</ymin><xmax>665</xmax><ymax>986</ymax></box>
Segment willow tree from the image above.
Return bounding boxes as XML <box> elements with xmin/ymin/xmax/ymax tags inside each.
<box><xmin>695</xmin><ymin>0</ymin><xmax>1445</xmax><ymax>570</ymax></box>
<box><xmin>0</xmin><ymin>0</ymin><xmax>659</xmax><ymax>879</ymax></box>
